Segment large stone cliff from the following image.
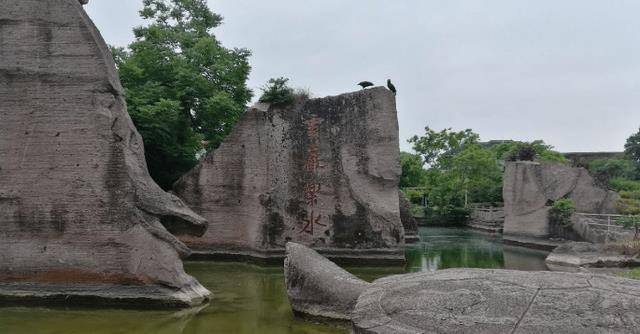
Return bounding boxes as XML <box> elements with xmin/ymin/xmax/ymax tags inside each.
<box><xmin>173</xmin><ymin>87</ymin><xmax>405</xmax><ymax>262</ymax></box>
<box><xmin>0</xmin><ymin>0</ymin><xmax>209</xmax><ymax>307</ymax></box>
<box><xmin>503</xmin><ymin>161</ymin><xmax>619</xmax><ymax>239</ymax></box>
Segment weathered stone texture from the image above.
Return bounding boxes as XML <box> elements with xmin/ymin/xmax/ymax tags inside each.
<box><xmin>398</xmin><ymin>190</ymin><xmax>418</xmax><ymax>235</ymax></box>
<box><xmin>546</xmin><ymin>241</ymin><xmax>640</xmax><ymax>272</ymax></box>
<box><xmin>503</xmin><ymin>161</ymin><xmax>619</xmax><ymax>239</ymax></box>
<box><xmin>285</xmin><ymin>243</ymin><xmax>640</xmax><ymax>333</ymax></box>
<box><xmin>174</xmin><ymin>87</ymin><xmax>404</xmax><ymax>261</ymax></box>
<box><xmin>353</xmin><ymin>269</ymin><xmax>640</xmax><ymax>333</ymax></box>
<box><xmin>0</xmin><ymin>0</ymin><xmax>209</xmax><ymax>307</ymax></box>
<box><xmin>284</xmin><ymin>243</ymin><xmax>369</xmax><ymax>320</ymax></box>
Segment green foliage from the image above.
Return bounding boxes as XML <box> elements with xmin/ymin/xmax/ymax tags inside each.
<box><xmin>259</xmin><ymin>77</ymin><xmax>295</xmax><ymax>106</ymax></box>
<box><xmin>408</xmin><ymin>127</ymin><xmax>479</xmax><ymax>167</ymax></box>
<box><xmin>610</xmin><ymin>178</ymin><xmax>640</xmax><ymax>216</ymax></box>
<box><xmin>617</xmin><ymin>268</ymin><xmax>640</xmax><ymax>280</ymax></box>
<box><xmin>400</xmin><ymin>152</ymin><xmax>427</xmax><ymax>188</ymax></box>
<box><xmin>448</xmin><ymin>145</ymin><xmax>503</xmax><ymax>204</ymax></box>
<box><xmin>549</xmin><ymin>199</ymin><xmax>576</xmax><ymax>227</ymax></box>
<box><xmin>610</xmin><ymin>178</ymin><xmax>640</xmax><ymax>192</ymax></box>
<box><xmin>620</xmin><ymin>191</ymin><xmax>640</xmax><ymax>200</ymax></box>
<box><xmin>589</xmin><ymin>159</ymin><xmax>638</xmax><ymax>185</ymax></box>
<box><xmin>403</xmin><ymin>188</ymin><xmax>426</xmax><ymax>205</ymax></box>
<box><xmin>422</xmin><ymin>144</ymin><xmax>502</xmax><ymax>222</ymax></box>
<box><xmin>410</xmin><ymin>204</ymin><xmax>426</xmax><ymax>218</ymax></box>
<box><xmin>626</xmin><ymin>127</ymin><xmax>640</xmax><ymax>163</ymax></box>
<box><xmin>408</xmin><ymin>128</ymin><xmax>568</xmax><ymax>224</ymax></box>
<box><xmin>114</xmin><ymin>0</ymin><xmax>252</xmax><ymax>189</ymax></box>
<box><xmin>499</xmin><ymin>140</ymin><xmax>567</xmax><ymax>163</ymax></box>
<box><xmin>616</xmin><ymin>215</ymin><xmax>640</xmax><ymax>240</ymax></box>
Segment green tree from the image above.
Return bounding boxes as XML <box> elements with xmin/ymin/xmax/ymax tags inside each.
<box><xmin>448</xmin><ymin>145</ymin><xmax>503</xmax><ymax>206</ymax></box>
<box><xmin>400</xmin><ymin>152</ymin><xmax>427</xmax><ymax>188</ymax></box>
<box><xmin>422</xmin><ymin>144</ymin><xmax>502</xmax><ymax>221</ymax></box>
<box><xmin>626</xmin><ymin>128</ymin><xmax>640</xmax><ymax>164</ymax></box>
<box><xmin>114</xmin><ymin>0</ymin><xmax>252</xmax><ymax>189</ymax></box>
<box><xmin>408</xmin><ymin>127</ymin><xmax>479</xmax><ymax>167</ymax></box>
<box><xmin>491</xmin><ymin>140</ymin><xmax>566</xmax><ymax>163</ymax></box>
<box><xmin>589</xmin><ymin>159</ymin><xmax>637</xmax><ymax>185</ymax></box>
<box><xmin>259</xmin><ymin>77</ymin><xmax>295</xmax><ymax>106</ymax></box>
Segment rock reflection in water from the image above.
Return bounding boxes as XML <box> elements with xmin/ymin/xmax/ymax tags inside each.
<box><xmin>0</xmin><ymin>228</ymin><xmax>549</xmax><ymax>334</ymax></box>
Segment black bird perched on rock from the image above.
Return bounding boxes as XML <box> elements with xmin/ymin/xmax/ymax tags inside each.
<box><xmin>387</xmin><ymin>79</ymin><xmax>397</xmax><ymax>94</ymax></box>
<box><xmin>357</xmin><ymin>81</ymin><xmax>374</xmax><ymax>89</ymax></box>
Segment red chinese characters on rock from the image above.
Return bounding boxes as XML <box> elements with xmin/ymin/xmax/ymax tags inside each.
<box><xmin>300</xmin><ymin>117</ymin><xmax>326</xmax><ymax>235</ymax></box>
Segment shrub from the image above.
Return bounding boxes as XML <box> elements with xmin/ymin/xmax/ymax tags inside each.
<box><xmin>618</xmin><ymin>198</ymin><xmax>640</xmax><ymax>216</ymax></box>
<box><xmin>620</xmin><ymin>191</ymin><xmax>640</xmax><ymax>200</ymax></box>
<box><xmin>615</xmin><ymin>215</ymin><xmax>640</xmax><ymax>240</ymax></box>
<box><xmin>502</xmin><ymin>140</ymin><xmax>567</xmax><ymax>163</ymax></box>
<box><xmin>259</xmin><ymin>77</ymin><xmax>295</xmax><ymax>106</ymax></box>
<box><xmin>505</xmin><ymin>142</ymin><xmax>537</xmax><ymax>161</ymax></box>
<box><xmin>548</xmin><ymin>199</ymin><xmax>575</xmax><ymax>227</ymax></box>
<box><xmin>610</xmin><ymin>178</ymin><xmax>640</xmax><ymax>192</ymax></box>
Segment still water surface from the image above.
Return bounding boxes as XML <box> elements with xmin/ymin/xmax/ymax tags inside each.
<box><xmin>0</xmin><ymin>227</ymin><xmax>548</xmax><ymax>334</ymax></box>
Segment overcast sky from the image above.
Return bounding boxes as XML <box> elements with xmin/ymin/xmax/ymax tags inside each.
<box><xmin>85</xmin><ymin>0</ymin><xmax>640</xmax><ymax>153</ymax></box>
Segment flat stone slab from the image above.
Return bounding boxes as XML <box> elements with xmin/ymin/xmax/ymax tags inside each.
<box><xmin>503</xmin><ymin>234</ymin><xmax>568</xmax><ymax>251</ymax></box>
<box><xmin>352</xmin><ymin>269</ymin><xmax>640</xmax><ymax>333</ymax></box>
<box><xmin>546</xmin><ymin>242</ymin><xmax>640</xmax><ymax>271</ymax></box>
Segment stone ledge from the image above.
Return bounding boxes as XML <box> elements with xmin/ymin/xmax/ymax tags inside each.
<box><xmin>0</xmin><ymin>282</ymin><xmax>210</xmax><ymax>309</ymax></box>
<box><xmin>188</xmin><ymin>247</ymin><xmax>406</xmax><ymax>266</ymax></box>
<box><xmin>503</xmin><ymin>234</ymin><xmax>567</xmax><ymax>251</ymax></box>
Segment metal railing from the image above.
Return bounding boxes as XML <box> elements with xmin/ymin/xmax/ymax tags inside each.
<box><xmin>574</xmin><ymin>213</ymin><xmax>635</xmax><ymax>243</ymax></box>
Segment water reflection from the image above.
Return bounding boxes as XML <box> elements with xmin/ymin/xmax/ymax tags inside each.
<box><xmin>0</xmin><ymin>227</ymin><xmax>549</xmax><ymax>334</ymax></box>
<box><xmin>406</xmin><ymin>227</ymin><xmax>549</xmax><ymax>272</ymax></box>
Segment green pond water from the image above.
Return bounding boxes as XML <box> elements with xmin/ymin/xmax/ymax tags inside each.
<box><xmin>0</xmin><ymin>227</ymin><xmax>549</xmax><ymax>334</ymax></box>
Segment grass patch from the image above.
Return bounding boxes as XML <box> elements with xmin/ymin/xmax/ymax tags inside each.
<box><xmin>617</xmin><ymin>268</ymin><xmax>640</xmax><ymax>280</ymax></box>
<box><xmin>610</xmin><ymin>178</ymin><xmax>640</xmax><ymax>192</ymax></box>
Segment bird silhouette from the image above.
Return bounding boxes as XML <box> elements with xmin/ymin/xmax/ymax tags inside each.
<box><xmin>357</xmin><ymin>81</ymin><xmax>374</xmax><ymax>89</ymax></box>
<box><xmin>387</xmin><ymin>79</ymin><xmax>397</xmax><ymax>94</ymax></box>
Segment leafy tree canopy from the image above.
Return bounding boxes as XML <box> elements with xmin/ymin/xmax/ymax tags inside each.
<box><xmin>589</xmin><ymin>158</ymin><xmax>638</xmax><ymax>185</ymax></box>
<box><xmin>408</xmin><ymin>127</ymin><xmax>479</xmax><ymax>168</ymax></box>
<box><xmin>113</xmin><ymin>0</ymin><xmax>252</xmax><ymax>189</ymax></box>
<box><xmin>400</xmin><ymin>152</ymin><xmax>427</xmax><ymax>188</ymax></box>
<box><xmin>626</xmin><ymin>127</ymin><xmax>640</xmax><ymax>164</ymax></box>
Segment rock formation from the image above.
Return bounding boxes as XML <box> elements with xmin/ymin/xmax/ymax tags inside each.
<box><xmin>284</xmin><ymin>243</ymin><xmax>369</xmax><ymax>320</ymax></box>
<box><xmin>285</xmin><ymin>243</ymin><xmax>640</xmax><ymax>333</ymax></box>
<box><xmin>0</xmin><ymin>0</ymin><xmax>209</xmax><ymax>307</ymax></box>
<box><xmin>546</xmin><ymin>241</ymin><xmax>640</xmax><ymax>272</ymax></box>
<box><xmin>398</xmin><ymin>190</ymin><xmax>419</xmax><ymax>242</ymax></box>
<box><xmin>503</xmin><ymin>161</ymin><xmax>619</xmax><ymax>239</ymax></box>
<box><xmin>173</xmin><ymin>87</ymin><xmax>405</xmax><ymax>263</ymax></box>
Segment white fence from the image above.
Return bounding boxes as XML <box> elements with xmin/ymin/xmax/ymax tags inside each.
<box><xmin>574</xmin><ymin>213</ymin><xmax>636</xmax><ymax>243</ymax></box>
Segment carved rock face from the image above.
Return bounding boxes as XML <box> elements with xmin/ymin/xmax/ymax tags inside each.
<box><xmin>0</xmin><ymin>0</ymin><xmax>209</xmax><ymax>307</ymax></box>
<box><xmin>173</xmin><ymin>87</ymin><xmax>404</xmax><ymax>262</ymax></box>
<box><xmin>503</xmin><ymin>161</ymin><xmax>619</xmax><ymax>238</ymax></box>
